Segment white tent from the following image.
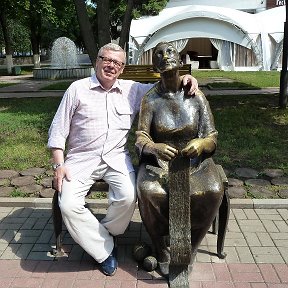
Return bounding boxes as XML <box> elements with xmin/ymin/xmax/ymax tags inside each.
<box><xmin>130</xmin><ymin>4</ymin><xmax>285</xmax><ymax>71</ymax></box>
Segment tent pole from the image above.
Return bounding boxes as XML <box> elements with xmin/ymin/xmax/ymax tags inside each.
<box><xmin>279</xmin><ymin>2</ymin><xmax>288</xmax><ymax>109</ymax></box>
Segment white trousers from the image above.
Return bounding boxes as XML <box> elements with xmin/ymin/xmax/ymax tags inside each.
<box><xmin>58</xmin><ymin>162</ymin><xmax>136</xmax><ymax>263</ymax></box>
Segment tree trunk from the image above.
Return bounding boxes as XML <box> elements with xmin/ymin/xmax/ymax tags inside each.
<box><xmin>0</xmin><ymin>8</ymin><xmax>14</xmax><ymax>74</ymax></box>
<box><xmin>5</xmin><ymin>55</ymin><xmax>13</xmax><ymax>75</ymax></box>
<box><xmin>119</xmin><ymin>0</ymin><xmax>134</xmax><ymax>62</ymax></box>
<box><xmin>29</xmin><ymin>0</ymin><xmax>42</xmax><ymax>68</ymax></box>
<box><xmin>97</xmin><ymin>0</ymin><xmax>111</xmax><ymax>47</ymax></box>
<box><xmin>74</xmin><ymin>0</ymin><xmax>98</xmax><ymax>69</ymax></box>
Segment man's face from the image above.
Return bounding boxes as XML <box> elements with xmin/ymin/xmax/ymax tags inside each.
<box><xmin>153</xmin><ymin>43</ymin><xmax>181</xmax><ymax>73</ymax></box>
<box><xmin>95</xmin><ymin>49</ymin><xmax>125</xmax><ymax>89</ymax></box>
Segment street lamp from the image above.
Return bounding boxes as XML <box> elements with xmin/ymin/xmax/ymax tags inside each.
<box><xmin>279</xmin><ymin>2</ymin><xmax>288</xmax><ymax>108</ymax></box>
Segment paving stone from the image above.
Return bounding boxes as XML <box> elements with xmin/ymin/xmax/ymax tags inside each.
<box><xmin>242</xmin><ymin>232</ymin><xmax>261</xmax><ymax>246</ymax></box>
<box><xmin>27</xmin><ymin>251</ymin><xmax>54</xmax><ymax>260</ymax></box>
<box><xmin>233</xmin><ymin>208</ymin><xmax>247</xmax><ymax>219</ymax></box>
<box><xmin>0</xmin><ymin>243</ymin><xmax>21</xmax><ymax>259</ymax></box>
<box><xmin>0</xmin><ymin>178</ymin><xmax>10</xmax><ymax>186</ymax></box>
<box><xmin>235</xmin><ymin>167</ymin><xmax>259</xmax><ymax>178</ymax></box>
<box><xmin>243</xmin><ymin>209</ymin><xmax>259</xmax><ymax>220</ymax></box>
<box><xmin>0</xmin><ymin>170</ymin><xmax>19</xmax><ymax>179</ymax></box>
<box><xmin>278</xmin><ymin>247</ymin><xmax>288</xmax><ymax>263</ymax></box>
<box><xmin>249</xmin><ymin>187</ymin><xmax>276</xmax><ymax>199</ymax></box>
<box><xmin>245</xmin><ymin>179</ymin><xmax>271</xmax><ymax>187</ymax></box>
<box><xmin>10</xmin><ymin>176</ymin><xmax>35</xmax><ymax>187</ymax></box>
<box><xmin>16</xmin><ymin>184</ymin><xmax>42</xmax><ymax>195</ymax></box>
<box><xmin>228</xmin><ymin>186</ymin><xmax>247</xmax><ymax>198</ymax></box>
<box><xmin>277</xmin><ymin>210</ymin><xmax>288</xmax><ymax>221</ymax></box>
<box><xmin>236</xmin><ymin>246</ymin><xmax>255</xmax><ymax>263</ymax></box>
<box><xmin>278</xmin><ymin>189</ymin><xmax>288</xmax><ymax>198</ymax></box>
<box><xmin>271</xmin><ymin>177</ymin><xmax>288</xmax><ymax>186</ymax></box>
<box><xmin>13</xmin><ymin>243</ymin><xmax>34</xmax><ymax>259</ymax></box>
<box><xmin>261</xmin><ymin>220</ymin><xmax>279</xmax><ymax>233</ymax></box>
<box><xmin>0</xmin><ymin>186</ymin><xmax>14</xmax><ymax>197</ymax></box>
<box><xmin>223</xmin><ymin>247</ymin><xmax>240</xmax><ymax>263</ymax></box>
<box><xmin>238</xmin><ymin>219</ymin><xmax>266</xmax><ymax>232</ymax></box>
<box><xmin>19</xmin><ymin>167</ymin><xmax>46</xmax><ymax>176</ymax></box>
<box><xmin>39</xmin><ymin>188</ymin><xmax>54</xmax><ymax>198</ymax></box>
<box><xmin>228</xmin><ymin>178</ymin><xmax>244</xmax><ymax>187</ymax></box>
<box><xmin>274</xmin><ymin>221</ymin><xmax>288</xmax><ymax>233</ymax></box>
<box><xmin>40</xmin><ymin>177</ymin><xmax>53</xmax><ymax>188</ymax></box>
<box><xmin>227</xmin><ymin>219</ymin><xmax>241</xmax><ymax>232</ymax></box>
<box><xmin>262</xmin><ymin>168</ymin><xmax>284</xmax><ymax>178</ymax></box>
<box><xmin>250</xmin><ymin>247</ymin><xmax>284</xmax><ymax>263</ymax></box>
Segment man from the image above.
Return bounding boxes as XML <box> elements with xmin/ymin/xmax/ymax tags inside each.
<box><xmin>47</xmin><ymin>43</ymin><xmax>198</xmax><ymax>276</ymax></box>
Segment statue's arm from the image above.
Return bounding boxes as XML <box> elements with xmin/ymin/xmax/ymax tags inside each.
<box><xmin>181</xmin><ymin>91</ymin><xmax>217</xmax><ymax>158</ymax></box>
<box><xmin>135</xmin><ymin>95</ymin><xmax>178</xmax><ymax>162</ymax></box>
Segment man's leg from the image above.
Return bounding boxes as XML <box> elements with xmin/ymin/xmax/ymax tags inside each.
<box><xmin>101</xmin><ymin>169</ymin><xmax>136</xmax><ymax>236</ymax></box>
<box><xmin>59</xmin><ymin>178</ymin><xmax>114</xmax><ymax>263</ymax></box>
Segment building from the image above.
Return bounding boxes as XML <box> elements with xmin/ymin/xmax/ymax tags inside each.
<box><xmin>129</xmin><ymin>0</ymin><xmax>285</xmax><ymax>71</ymax></box>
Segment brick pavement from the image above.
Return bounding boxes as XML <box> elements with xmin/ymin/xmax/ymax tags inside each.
<box><xmin>0</xmin><ymin>202</ymin><xmax>288</xmax><ymax>287</ymax></box>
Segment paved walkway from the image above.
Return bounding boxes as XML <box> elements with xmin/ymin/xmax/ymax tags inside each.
<box><xmin>0</xmin><ymin>202</ymin><xmax>288</xmax><ymax>288</ymax></box>
<box><xmin>0</xmin><ymin>74</ymin><xmax>280</xmax><ymax>98</ymax></box>
<box><xmin>0</xmin><ymin>74</ymin><xmax>287</xmax><ymax>287</ymax></box>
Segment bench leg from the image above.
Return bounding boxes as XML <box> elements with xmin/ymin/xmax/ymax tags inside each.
<box><xmin>51</xmin><ymin>190</ymin><xmax>65</xmax><ymax>257</ymax></box>
<box><xmin>217</xmin><ymin>186</ymin><xmax>230</xmax><ymax>259</ymax></box>
<box><xmin>211</xmin><ymin>214</ymin><xmax>218</xmax><ymax>235</ymax></box>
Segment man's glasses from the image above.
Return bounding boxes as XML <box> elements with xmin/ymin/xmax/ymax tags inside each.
<box><xmin>98</xmin><ymin>56</ymin><xmax>124</xmax><ymax>69</ymax></box>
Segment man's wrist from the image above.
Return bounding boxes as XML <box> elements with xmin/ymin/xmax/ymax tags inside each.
<box><xmin>52</xmin><ymin>162</ymin><xmax>64</xmax><ymax>171</ymax></box>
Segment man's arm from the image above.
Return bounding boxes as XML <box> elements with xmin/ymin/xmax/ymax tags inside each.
<box><xmin>181</xmin><ymin>74</ymin><xmax>198</xmax><ymax>95</ymax></box>
<box><xmin>51</xmin><ymin>148</ymin><xmax>71</xmax><ymax>193</ymax></box>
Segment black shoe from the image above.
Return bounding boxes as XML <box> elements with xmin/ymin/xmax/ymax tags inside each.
<box><xmin>99</xmin><ymin>248</ymin><xmax>118</xmax><ymax>276</ymax></box>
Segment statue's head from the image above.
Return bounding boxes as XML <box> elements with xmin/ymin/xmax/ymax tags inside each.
<box><xmin>152</xmin><ymin>42</ymin><xmax>182</xmax><ymax>73</ymax></box>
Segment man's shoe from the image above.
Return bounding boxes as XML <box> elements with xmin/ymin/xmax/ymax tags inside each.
<box><xmin>99</xmin><ymin>249</ymin><xmax>118</xmax><ymax>276</ymax></box>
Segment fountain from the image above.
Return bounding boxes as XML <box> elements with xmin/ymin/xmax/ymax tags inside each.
<box><xmin>33</xmin><ymin>37</ymin><xmax>93</xmax><ymax>80</ymax></box>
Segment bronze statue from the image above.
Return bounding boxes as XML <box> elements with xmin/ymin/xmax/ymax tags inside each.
<box><xmin>136</xmin><ymin>42</ymin><xmax>225</xmax><ymax>278</ymax></box>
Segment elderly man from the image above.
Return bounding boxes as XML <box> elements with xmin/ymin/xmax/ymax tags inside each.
<box><xmin>47</xmin><ymin>43</ymin><xmax>198</xmax><ymax>276</ymax></box>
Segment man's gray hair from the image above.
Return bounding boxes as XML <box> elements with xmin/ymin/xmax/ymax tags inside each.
<box><xmin>98</xmin><ymin>43</ymin><xmax>126</xmax><ymax>60</ymax></box>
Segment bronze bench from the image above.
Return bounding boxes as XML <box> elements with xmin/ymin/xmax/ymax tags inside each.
<box><xmin>118</xmin><ymin>64</ymin><xmax>192</xmax><ymax>83</ymax></box>
<box><xmin>51</xmin><ymin>164</ymin><xmax>229</xmax><ymax>262</ymax></box>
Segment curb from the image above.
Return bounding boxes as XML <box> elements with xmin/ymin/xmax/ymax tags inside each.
<box><xmin>0</xmin><ymin>197</ymin><xmax>287</xmax><ymax>209</ymax></box>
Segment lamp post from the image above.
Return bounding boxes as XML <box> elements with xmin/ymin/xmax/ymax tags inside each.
<box><xmin>279</xmin><ymin>1</ymin><xmax>288</xmax><ymax>109</ymax></box>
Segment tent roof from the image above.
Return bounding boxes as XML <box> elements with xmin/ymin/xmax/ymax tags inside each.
<box><xmin>130</xmin><ymin>5</ymin><xmax>285</xmax><ymax>51</ymax></box>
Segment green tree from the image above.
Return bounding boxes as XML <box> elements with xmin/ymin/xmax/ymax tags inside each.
<box><xmin>78</xmin><ymin>0</ymin><xmax>168</xmax><ymax>62</ymax></box>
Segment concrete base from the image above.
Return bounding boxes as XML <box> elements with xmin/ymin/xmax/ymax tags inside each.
<box><xmin>33</xmin><ymin>66</ymin><xmax>94</xmax><ymax>79</ymax></box>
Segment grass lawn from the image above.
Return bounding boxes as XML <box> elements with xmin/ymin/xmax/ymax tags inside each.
<box><xmin>0</xmin><ymin>83</ymin><xmax>15</xmax><ymax>88</ymax></box>
<box><xmin>193</xmin><ymin>70</ymin><xmax>280</xmax><ymax>88</ymax></box>
<box><xmin>0</xmin><ymin>97</ymin><xmax>61</xmax><ymax>170</ymax></box>
<box><xmin>35</xmin><ymin>71</ymin><xmax>281</xmax><ymax>91</ymax></box>
<box><xmin>0</xmin><ymin>93</ymin><xmax>287</xmax><ymax>174</ymax></box>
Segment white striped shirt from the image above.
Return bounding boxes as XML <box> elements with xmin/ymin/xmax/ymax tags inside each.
<box><xmin>48</xmin><ymin>74</ymin><xmax>153</xmax><ymax>181</ymax></box>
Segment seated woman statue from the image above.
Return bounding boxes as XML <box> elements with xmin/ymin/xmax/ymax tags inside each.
<box><xmin>136</xmin><ymin>42</ymin><xmax>224</xmax><ymax>276</ymax></box>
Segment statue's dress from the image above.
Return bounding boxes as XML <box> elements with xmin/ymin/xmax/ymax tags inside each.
<box><xmin>136</xmin><ymin>84</ymin><xmax>224</xmax><ymax>264</ymax></box>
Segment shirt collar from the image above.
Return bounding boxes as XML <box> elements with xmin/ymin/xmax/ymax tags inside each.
<box><xmin>90</xmin><ymin>74</ymin><xmax>123</xmax><ymax>93</ymax></box>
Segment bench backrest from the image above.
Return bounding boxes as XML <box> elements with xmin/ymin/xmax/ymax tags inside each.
<box><xmin>119</xmin><ymin>64</ymin><xmax>192</xmax><ymax>83</ymax></box>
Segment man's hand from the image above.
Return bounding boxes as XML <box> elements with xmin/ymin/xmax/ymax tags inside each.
<box><xmin>182</xmin><ymin>75</ymin><xmax>198</xmax><ymax>95</ymax></box>
<box><xmin>53</xmin><ymin>165</ymin><xmax>71</xmax><ymax>193</ymax></box>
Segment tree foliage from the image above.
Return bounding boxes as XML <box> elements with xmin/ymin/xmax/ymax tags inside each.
<box><xmin>0</xmin><ymin>0</ymin><xmax>168</xmax><ymax>67</ymax></box>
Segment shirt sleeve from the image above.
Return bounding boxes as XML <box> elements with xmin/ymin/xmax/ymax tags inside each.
<box><xmin>134</xmin><ymin>82</ymin><xmax>154</xmax><ymax>113</ymax></box>
<box><xmin>47</xmin><ymin>85</ymin><xmax>78</xmax><ymax>150</ymax></box>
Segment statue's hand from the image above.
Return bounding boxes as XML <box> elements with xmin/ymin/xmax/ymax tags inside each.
<box><xmin>146</xmin><ymin>143</ymin><xmax>178</xmax><ymax>161</ymax></box>
<box><xmin>181</xmin><ymin>139</ymin><xmax>205</xmax><ymax>158</ymax></box>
